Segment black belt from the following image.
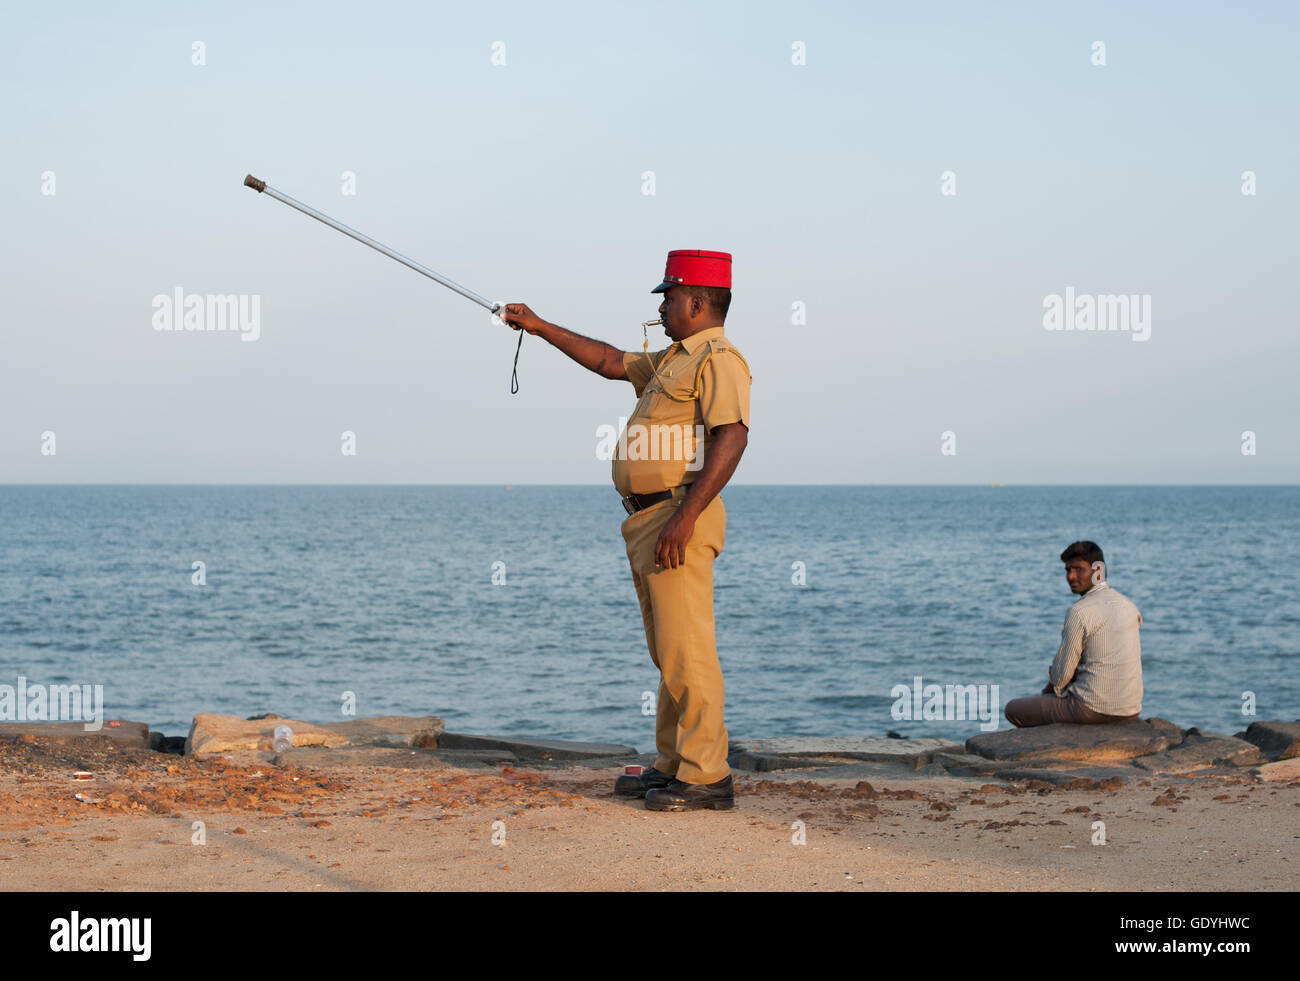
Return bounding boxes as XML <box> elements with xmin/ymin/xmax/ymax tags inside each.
<box><xmin>621</xmin><ymin>489</ymin><xmax>675</xmax><ymax>515</ymax></box>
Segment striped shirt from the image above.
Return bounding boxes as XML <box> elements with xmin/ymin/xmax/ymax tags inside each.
<box><xmin>1049</xmin><ymin>581</ymin><xmax>1143</xmax><ymax>716</ymax></box>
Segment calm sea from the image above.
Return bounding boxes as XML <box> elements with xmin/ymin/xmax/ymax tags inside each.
<box><xmin>1</xmin><ymin>486</ymin><xmax>1296</xmax><ymax>746</ymax></box>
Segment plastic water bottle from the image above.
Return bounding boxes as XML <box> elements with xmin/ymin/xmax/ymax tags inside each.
<box><xmin>272</xmin><ymin>724</ymin><xmax>293</xmax><ymax>753</ymax></box>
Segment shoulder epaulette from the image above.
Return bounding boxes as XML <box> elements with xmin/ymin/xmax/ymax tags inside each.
<box><xmin>707</xmin><ymin>337</ymin><xmax>750</xmax><ymax>376</ymax></box>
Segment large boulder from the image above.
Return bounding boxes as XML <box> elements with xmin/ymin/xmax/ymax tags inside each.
<box><xmin>966</xmin><ymin>719</ymin><xmax>1175</xmax><ymax>762</ymax></box>
<box><xmin>1234</xmin><ymin>720</ymin><xmax>1300</xmax><ymax>761</ymax></box>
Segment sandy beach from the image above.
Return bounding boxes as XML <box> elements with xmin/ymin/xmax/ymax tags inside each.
<box><xmin>1</xmin><ymin>736</ymin><xmax>1295</xmax><ymax>892</ymax></box>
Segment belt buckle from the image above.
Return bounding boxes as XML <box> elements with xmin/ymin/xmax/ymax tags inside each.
<box><xmin>621</xmin><ymin>494</ymin><xmax>637</xmax><ymax>515</ymax></box>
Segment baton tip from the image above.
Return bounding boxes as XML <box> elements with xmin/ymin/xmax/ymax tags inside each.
<box><xmin>243</xmin><ymin>174</ymin><xmax>266</xmax><ymax>192</ymax></box>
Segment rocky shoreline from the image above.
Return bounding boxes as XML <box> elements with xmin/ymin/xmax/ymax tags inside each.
<box><xmin>2</xmin><ymin>712</ymin><xmax>1295</xmax><ymax>788</ymax></box>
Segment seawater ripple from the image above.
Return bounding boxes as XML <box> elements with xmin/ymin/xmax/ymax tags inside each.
<box><xmin>0</xmin><ymin>485</ymin><xmax>1296</xmax><ymax>744</ymax></box>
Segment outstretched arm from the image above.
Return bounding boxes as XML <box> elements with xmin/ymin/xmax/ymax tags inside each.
<box><xmin>499</xmin><ymin>303</ymin><xmax>627</xmax><ymax>380</ymax></box>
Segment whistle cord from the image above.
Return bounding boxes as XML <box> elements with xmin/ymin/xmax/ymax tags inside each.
<box><xmin>647</xmin><ymin>340</ymin><xmax>712</xmax><ymax>402</ymax></box>
<box><xmin>510</xmin><ymin>329</ymin><xmax>524</xmax><ymax>394</ymax></box>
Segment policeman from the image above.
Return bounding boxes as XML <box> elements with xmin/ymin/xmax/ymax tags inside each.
<box><xmin>500</xmin><ymin>249</ymin><xmax>751</xmax><ymax>811</ymax></box>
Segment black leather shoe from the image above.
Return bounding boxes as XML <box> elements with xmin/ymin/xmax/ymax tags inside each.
<box><xmin>644</xmin><ymin>775</ymin><xmax>735</xmax><ymax>811</ymax></box>
<box><xmin>614</xmin><ymin>767</ymin><xmax>676</xmax><ymax>798</ymax></box>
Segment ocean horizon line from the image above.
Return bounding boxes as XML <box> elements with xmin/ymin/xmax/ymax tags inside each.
<box><xmin>3</xmin><ymin>482</ymin><xmax>1298</xmax><ymax>489</ymax></box>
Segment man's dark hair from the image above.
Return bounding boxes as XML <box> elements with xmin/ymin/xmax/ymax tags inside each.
<box><xmin>684</xmin><ymin>285</ymin><xmax>731</xmax><ymax>322</ymax></box>
<box><xmin>1060</xmin><ymin>541</ymin><xmax>1104</xmax><ymax>565</ymax></box>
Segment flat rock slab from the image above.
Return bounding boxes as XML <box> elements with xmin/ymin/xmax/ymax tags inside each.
<box><xmin>1133</xmin><ymin>732</ymin><xmax>1263</xmax><ymax>773</ymax></box>
<box><xmin>966</xmin><ymin>720</ymin><xmax>1175</xmax><ymax>762</ymax></box>
<box><xmin>186</xmin><ymin>714</ymin><xmax>444</xmax><ymax>756</ymax></box>
<box><xmin>282</xmin><ymin>746</ymin><xmax>519</xmax><ymax>769</ymax></box>
<box><xmin>429</xmin><ymin>749</ymin><xmax>518</xmax><ymax>766</ymax></box>
<box><xmin>932</xmin><ymin>752</ymin><xmax>1000</xmax><ymax>771</ymax></box>
<box><xmin>317</xmin><ymin>715</ymin><xmax>444</xmax><ymax>748</ymax></box>
<box><xmin>992</xmin><ymin>765</ymin><xmax>1139</xmax><ymax>787</ymax></box>
<box><xmin>734</xmin><ymin>759</ymin><xmax>969</xmax><ymax>783</ymax></box>
<box><xmin>435</xmin><ymin>733</ymin><xmax>637</xmax><ymax>761</ymax></box>
<box><xmin>1234</xmin><ymin>720</ymin><xmax>1300</xmax><ymax>761</ymax></box>
<box><xmin>737</xmin><ymin>738</ymin><xmax>964</xmax><ymax>770</ymax></box>
<box><xmin>1253</xmin><ymin>758</ymin><xmax>1300</xmax><ymax>782</ymax></box>
<box><xmin>731</xmin><ymin>751</ymin><xmax>857</xmax><ymax>773</ymax></box>
<box><xmin>1146</xmin><ymin>717</ymin><xmax>1185</xmax><ymax>741</ymax></box>
<box><xmin>567</xmin><ymin>752</ymin><xmax>658</xmax><ymax>770</ymax></box>
<box><xmin>970</xmin><ymin>756</ymin><xmax>1112</xmax><ymax>771</ymax></box>
<box><xmin>262</xmin><ymin>745</ymin><xmax>467</xmax><ymax>771</ymax></box>
<box><xmin>0</xmin><ymin>720</ymin><xmax>152</xmax><ymax>749</ymax></box>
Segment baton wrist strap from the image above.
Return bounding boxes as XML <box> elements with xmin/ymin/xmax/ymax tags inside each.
<box><xmin>511</xmin><ymin>330</ymin><xmax>524</xmax><ymax>394</ymax></box>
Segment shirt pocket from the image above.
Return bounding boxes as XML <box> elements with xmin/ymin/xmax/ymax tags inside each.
<box><xmin>645</xmin><ymin>364</ymin><xmax>700</xmax><ymax>411</ymax></box>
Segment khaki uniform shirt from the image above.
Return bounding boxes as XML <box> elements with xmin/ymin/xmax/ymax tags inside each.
<box><xmin>612</xmin><ymin>325</ymin><xmax>751</xmax><ymax>497</ymax></box>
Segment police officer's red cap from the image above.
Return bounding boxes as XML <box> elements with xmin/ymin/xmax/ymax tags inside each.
<box><xmin>650</xmin><ymin>249</ymin><xmax>732</xmax><ymax>293</ymax></box>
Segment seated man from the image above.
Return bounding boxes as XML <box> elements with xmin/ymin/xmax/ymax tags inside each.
<box><xmin>1005</xmin><ymin>541</ymin><xmax>1144</xmax><ymax>727</ymax></box>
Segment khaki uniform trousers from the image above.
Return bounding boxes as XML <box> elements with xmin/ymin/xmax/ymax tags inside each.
<box><xmin>620</xmin><ymin>492</ymin><xmax>730</xmax><ymax>785</ymax></box>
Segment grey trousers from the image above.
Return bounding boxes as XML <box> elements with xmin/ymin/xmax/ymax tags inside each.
<box><xmin>1004</xmin><ymin>692</ymin><xmax>1140</xmax><ymax>728</ymax></box>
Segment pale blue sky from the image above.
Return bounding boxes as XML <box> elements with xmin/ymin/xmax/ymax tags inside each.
<box><xmin>2</xmin><ymin>0</ymin><xmax>1296</xmax><ymax>483</ymax></box>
